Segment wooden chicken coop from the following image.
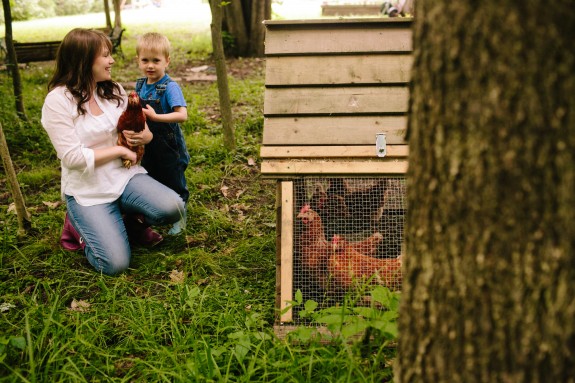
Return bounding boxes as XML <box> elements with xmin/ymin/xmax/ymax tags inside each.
<box><xmin>260</xmin><ymin>18</ymin><xmax>413</xmax><ymax>326</ymax></box>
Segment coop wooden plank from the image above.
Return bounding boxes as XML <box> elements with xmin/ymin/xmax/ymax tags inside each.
<box><xmin>275</xmin><ymin>182</ymin><xmax>282</xmax><ymax>320</ymax></box>
<box><xmin>262</xmin><ymin>116</ymin><xmax>407</xmax><ymax>145</ymax></box>
<box><xmin>265</xmin><ymin>54</ymin><xmax>412</xmax><ymax>86</ymax></box>
<box><xmin>264</xmin><ymin>86</ymin><xmax>408</xmax><ymax>115</ymax></box>
<box><xmin>279</xmin><ymin>181</ymin><xmax>294</xmax><ymax>323</ymax></box>
<box><xmin>265</xmin><ymin>25</ymin><xmax>412</xmax><ymax>55</ymax></box>
<box><xmin>261</xmin><ymin>160</ymin><xmax>408</xmax><ymax>176</ymax></box>
<box><xmin>260</xmin><ymin>145</ymin><xmax>409</xmax><ymax>159</ymax></box>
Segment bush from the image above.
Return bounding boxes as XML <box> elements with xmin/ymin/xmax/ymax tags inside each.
<box><xmin>5</xmin><ymin>0</ymin><xmax>104</xmax><ymax>21</ymax></box>
<box><xmin>9</xmin><ymin>0</ymin><xmax>56</xmax><ymax>21</ymax></box>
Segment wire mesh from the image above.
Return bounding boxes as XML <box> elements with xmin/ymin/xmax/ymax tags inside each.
<box><xmin>291</xmin><ymin>177</ymin><xmax>406</xmax><ymax>321</ymax></box>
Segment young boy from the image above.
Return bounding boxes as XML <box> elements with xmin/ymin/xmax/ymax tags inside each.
<box><xmin>135</xmin><ymin>32</ymin><xmax>190</xmax><ymax>235</ymax></box>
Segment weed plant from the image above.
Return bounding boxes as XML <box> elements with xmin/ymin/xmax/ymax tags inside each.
<box><xmin>0</xmin><ymin>10</ymin><xmax>397</xmax><ymax>382</ymax></box>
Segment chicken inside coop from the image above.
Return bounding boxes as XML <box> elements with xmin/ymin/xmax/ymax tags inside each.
<box><xmin>293</xmin><ymin>177</ymin><xmax>405</xmax><ymax>313</ymax></box>
<box><xmin>301</xmin><ymin>177</ymin><xmax>405</xmax><ymax>259</ymax></box>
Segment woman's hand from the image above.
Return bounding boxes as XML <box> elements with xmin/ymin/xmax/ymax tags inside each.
<box><xmin>120</xmin><ymin>146</ymin><xmax>138</xmax><ymax>165</ymax></box>
<box><xmin>122</xmin><ymin>123</ymin><xmax>153</xmax><ymax>146</ymax></box>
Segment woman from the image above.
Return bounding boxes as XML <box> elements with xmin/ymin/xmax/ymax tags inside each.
<box><xmin>42</xmin><ymin>28</ymin><xmax>184</xmax><ymax>275</ymax></box>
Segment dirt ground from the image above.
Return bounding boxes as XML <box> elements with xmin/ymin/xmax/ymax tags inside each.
<box><xmin>169</xmin><ymin>57</ymin><xmax>266</xmax><ymax>84</ymax></box>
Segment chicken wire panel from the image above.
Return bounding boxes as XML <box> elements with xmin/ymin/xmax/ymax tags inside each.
<box><xmin>292</xmin><ymin>177</ymin><xmax>405</xmax><ymax>321</ymax></box>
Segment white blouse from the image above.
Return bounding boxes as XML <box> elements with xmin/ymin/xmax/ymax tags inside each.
<box><xmin>41</xmin><ymin>85</ymin><xmax>146</xmax><ymax>206</ymax></box>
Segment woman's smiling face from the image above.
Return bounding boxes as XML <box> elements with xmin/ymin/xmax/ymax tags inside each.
<box><xmin>92</xmin><ymin>45</ymin><xmax>115</xmax><ymax>83</ymax></box>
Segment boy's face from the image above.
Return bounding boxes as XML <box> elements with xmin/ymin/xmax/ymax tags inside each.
<box><xmin>137</xmin><ymin>48</ymin><xmax>170</xmax><ymax>84</ymax></box>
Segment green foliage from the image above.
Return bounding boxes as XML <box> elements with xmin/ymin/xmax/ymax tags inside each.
<box><xmin>285</xmin><ymin>286</ymin><xmax>400</xmax><ymax>345</ymax></box>
<box><xmin>5</xmin><ymin>0</ymin><xmax>103</xmax><ymax>21</ymax></box>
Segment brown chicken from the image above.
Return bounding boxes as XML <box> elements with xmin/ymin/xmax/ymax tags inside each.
<box><xmin>296</xmin><ymin>204</ymin><xmax>386</xmax><ymax>290</ymax></box>
<box><xmin>117</xmin><ymin>91</ymin><xmax>145</xmax><ymax>168</ymax></box>
<box><xmin>328</xmin><ymin>234</ymin><xmax>402</xmax><ymax>291</ymax></box>
<box><xmin>296</xmin><ymin>204</ymin><xmax>331</xmax><ymax>289</ymax></box>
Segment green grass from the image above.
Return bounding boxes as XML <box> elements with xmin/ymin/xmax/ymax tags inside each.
<box><xmin>0</xmin><ymin>7</ymin><xmax>397</xmax><ymax>382</ymax></box>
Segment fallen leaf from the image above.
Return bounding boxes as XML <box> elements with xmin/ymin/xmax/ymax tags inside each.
<box><xmin>43</xmin><ymin>201</ymin><xmax>62</xmax><ymax>209</ymax></box>
<box><xmin>169</xmin><ymin>269</ymin><xmax>186</xmax><ymax>284</ymax></box>
<box><xmin>220</xmin><ymin>185</ymin><xmax>230</xmax><ymax>197</ymax></box>
<box><xmin>0</xmin><ymin>303</ymin><xmax>16</xmax><ymax>312</ymax></box>
<box><xmin>247</xmin><ymin>157</ymin><xmax>256</xmax><ymax>166</ymax></box>
<box><xmin>69</xmin><ymin>299</ymin><xmax>91</xmax><ymax>312</ymax></box>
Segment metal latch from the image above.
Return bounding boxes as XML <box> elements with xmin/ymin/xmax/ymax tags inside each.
<box><xmin>376</xmin><ymin>133</ymin><xmax>387</xmax><ymax>157</ymax></box>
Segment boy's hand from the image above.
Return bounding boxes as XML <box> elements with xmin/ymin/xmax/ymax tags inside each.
<box><xmin>142</xmin><ymin>104</ymin><xmax>159</xmax><ymax>121</ymax></box>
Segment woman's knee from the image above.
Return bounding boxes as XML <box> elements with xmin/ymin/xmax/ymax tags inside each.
<box><xmin>86</xmin><ymin>244</ymin><xmax>131</xmax><ymax>276</ymax></box>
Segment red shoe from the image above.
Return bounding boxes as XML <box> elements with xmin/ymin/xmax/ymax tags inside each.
<box><xmin>60</xmin><ymin>213</ymin><xmax>85</xmax><ymax>251</ymax></box>
<box><xmin>124</xmin><ymin>214</ymin><xmax>163</xmax><ymax>247</ymax></box>
<box><xmin>138</xmin><ymin>227</ymin><xmax>163</xmax><ymax>247</ymax></box>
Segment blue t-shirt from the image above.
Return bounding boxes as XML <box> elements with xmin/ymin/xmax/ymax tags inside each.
<box><xmin>137</xmin><ymin>75</ymin><xmax>186</xmax><ymax>116</ymax></box>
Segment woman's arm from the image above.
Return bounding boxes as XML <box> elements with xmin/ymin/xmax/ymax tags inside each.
<box><xmin>94</xmin><ymin>145</ymin><xmax>137</xmax><ymax>166</ymax></box>
<box><xmin>42</xmin><ymin>88</ymin><xmax>137</xmax><ymax>171</ymax></box>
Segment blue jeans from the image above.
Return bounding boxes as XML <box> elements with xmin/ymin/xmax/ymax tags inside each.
<box><xmin>65</xmin><ymin>174</ymin><xmax>184</xmax><ymax>276</ymax></box>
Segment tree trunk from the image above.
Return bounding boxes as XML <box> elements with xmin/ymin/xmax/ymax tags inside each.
<box><xmin>2</xmin><ymin>0</ymin><xmax>27</xmax><ymax>121</ymax></box>
<box><xmin>397</xmin><ymin>1</ymin><xmax>575</xmax><ymax>382</ymax></box>
<box><xmin>208</xmin><ymin>0</ymin><xmax>236</xmax><ymax>151</ymax></box>
<box><xmin>223</xmin><ymin>0</ymin><xmax>249</xmax><ymax>57</ymax></box>
<box><xmin>223</xmin><ymin>0</ymin><xmax>271</xmax><ymax>57</ymax></box>
<box><xmin>113</xmin><ymin>0</ymin><xmax>122</xmax><ymax>28</ymax></box>
<box><xmin>0</xmin><ymin>121</ymin><xmax>31</xmax><ymax>236</ymax></box>
<box><xmin>104</xmin><ymin>0</ymin><xmax>112</xmax><ymax>29</ymax></box>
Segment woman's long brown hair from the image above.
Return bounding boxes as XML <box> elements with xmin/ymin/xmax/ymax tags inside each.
<box><xmin>48</xmin><ymin>28</ymin><xmax>123</xmax><ymax>115</ymax></box>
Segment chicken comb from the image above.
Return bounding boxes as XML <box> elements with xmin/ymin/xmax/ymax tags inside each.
<box><xmin>300</xmin><ymin>204</ymin><xmax>311</xmax><ymax>213</ymax></box>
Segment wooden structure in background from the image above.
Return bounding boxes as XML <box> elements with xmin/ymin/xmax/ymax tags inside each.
<box><xmin>0</xmin><ymin>40</ymin><xmax>61</xmax><ymax>63</ymax></box>
<box><xmin>321</xmin><ymin>4</ymin><xmax>382</xmax><ymax>16</ymax></box>
<box><xmin>0</xmin><ymin>27</ymin><xmax>125</xmax><ymax>64</ymax></box>
<box><xmin>261</xmin><ymin>18</ymin><xmax>413</xmax><ymax>325</ymax></box>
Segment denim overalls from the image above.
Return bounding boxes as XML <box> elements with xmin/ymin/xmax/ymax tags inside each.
<box><xmin>135</xmin><ymin>77</ymin><xmax>190</xmax><ymax>204</ymax></box>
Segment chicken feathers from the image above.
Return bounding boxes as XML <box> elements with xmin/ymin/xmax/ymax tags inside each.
<box><xmin>117</xmin><ymin>91</ymin><xmax>145</xmax><ymax>168</ymax></box>
<box><xmin>296</xmin><ymin>204</ymin><xmax>331</xmax><ymax>289</ymax></box>
<box><xmin>329</xmin><ymin>234</ymin><xmax>402</xmax><ymax>291</ymax></box>
<box><xmin>296</xmin><ymin>204</ymin><xmax>392</xmax><ymax>293</ymax></box>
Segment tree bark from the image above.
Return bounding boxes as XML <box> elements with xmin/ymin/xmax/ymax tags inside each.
<box><xmin>223</xmin><ymin>0</ymin><xmax>271</xmax><ymax>57</ymax></box>
<box><xmin>397</xmin><ymin>1</ymin><xmax>575</xmax><ymax>382</ymax></box>
<box><xmin>2</xmin><ymin>0</ymin><xmax>27</xmax><ymax>121</ymax></box>
<box><xmin>112</xmin><ymin>0</ymin><xmax>122</xmax><ymax>28</ymax></box>
<box><xmin>223</xmin><ymin>0</ymin><xmax>249</xmax><ymax>57</ymax></box>
<box><xmin>0</xmin><ymin>121</ymin><xmax>31</xmax><ymax>236</ymax></box>
<box><xmin>209</xmin><ymin>0</ymin><xmax>236</xmax><ymax>151</ymax></box>
<box><xmin>103</xmin><ymin>0</ymin><xmax>112</xmax><ymax>29</ymax></box>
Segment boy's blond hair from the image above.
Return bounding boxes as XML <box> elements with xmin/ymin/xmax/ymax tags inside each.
<box><xmin>136</xmin><ymin>32</ymin><xmax>171</xmax><ymax>58</ymax></box>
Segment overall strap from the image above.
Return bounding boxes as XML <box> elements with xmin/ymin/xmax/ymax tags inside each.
<box><xmin>154</xmin><ymin>76</ymin><xmax>173</xmax><ymax>96</ymax></box>
<box><xmin>135</xmin><ymin>77</ymin><xmax>147</xmax><ymax>93</ymax></box>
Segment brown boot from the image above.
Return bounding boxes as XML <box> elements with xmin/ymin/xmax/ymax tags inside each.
<box><xmin>124</xmin><ymin>214</ymin><xmax>163</xmax><ymax>247</ymax></box>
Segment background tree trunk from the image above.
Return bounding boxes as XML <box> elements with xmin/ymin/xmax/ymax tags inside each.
<box><xmin>2</xmin><ymin>0</ymin><xmax>27</xmax><ymax>121</ymax></box>
<box><xmin>103</xmin><ymin>0</ymin><xmax>112</xmax><ymax>29</ymax></box>
<box><xmin>0</xmin><ymin>122</ymin><xmax>31</xmax><ymax>236</ymax></box>
<box><xmin>113</xmin><ymin>0</ymin><xmax>122</xmax><ymax>28</ymax></box>
<box><xmin>397</xmin><ymin>1</ymin><xmax>575</xmax><ymax>382</ymax></box>
<box><xmin>208</xmin><ymin>0</ymin><xmax>235</xmax><ymax>151</ymax></box>
<box><xmin>223</xmin><ymin>0</ymin><xmax>271</xmax><ymax>57</ymax></box>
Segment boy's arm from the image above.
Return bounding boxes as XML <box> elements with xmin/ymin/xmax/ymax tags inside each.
<box><xmin>143</xmin><ymin>105</ymin><xmax>187</xmax><ymax>123</ymax></box>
